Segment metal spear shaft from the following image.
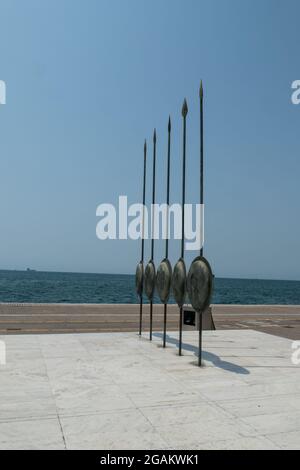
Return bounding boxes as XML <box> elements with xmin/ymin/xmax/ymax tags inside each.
<box><xmin>139</xmin><ymin>140</ymin><xmax>147</xmax><ymax>336</ymax></box>
<box><xmin>149</xmin><ymin>129</ymin><xmax>156</xmax><ymax>341</ymax></box>
<box><xmin>163</xmin><ymin>117</ymin><xmax>171</xmax><ymax>348</ymax></box>
<box><xmin>200</xmin><ymin>80</ymin><xmax>204</xmax><ymax>258</ymax></box>
<box><xmin>179</xmin><ymin>99</ymin><xmax>188</xmax><ymax>356</ymax></box>
<box><xmin>199</xmin><ymin>81</ymin><xmax>204</xmax><ymax>366</ymax></box>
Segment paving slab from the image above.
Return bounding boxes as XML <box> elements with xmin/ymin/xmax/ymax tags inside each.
<box><xmin>0</xmin><ymin>418</ymin><xmax>65</xmax><ymax>450</ymax></box>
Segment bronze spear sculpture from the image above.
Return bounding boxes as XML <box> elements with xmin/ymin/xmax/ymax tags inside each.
<box><xmin>187</xmin><ymin>81</ymin><xmax>213</xmax><ymax>366</ymax></box>
<box><xmin>135</xmin><ymin>140</ymin><xmax>147</xmax><ymax>336</ymax></box>
<box><xmin>144</xmin><ymin>129</ymin><xmax>157</xmax><ymax>341</ymax></box>
<box><xmin>156</xmin><ymin>117</ymin><xmax>172</xmax><ymax>348</ymax></box>
<box><xmin>172</xmin><ymin>99</ymin><xmax>188</xmax><ymax>356</ymax></box>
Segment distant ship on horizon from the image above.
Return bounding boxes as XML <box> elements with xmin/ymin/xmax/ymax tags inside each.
<box><xmin>26</xmin><ymin>268</ymin><xmax>37</xmax><ymax>272</ymax></box>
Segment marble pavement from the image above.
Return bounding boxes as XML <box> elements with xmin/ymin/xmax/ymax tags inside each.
<box><xmin>0</xmin><ymin>329</ymin><xmax>299</xmax><ymax>449</ymax></box>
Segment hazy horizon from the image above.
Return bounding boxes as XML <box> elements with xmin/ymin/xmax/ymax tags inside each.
<box><xmin>0</xmin><ymin>267</ymin><xmax>299</xmax><ymax>283</ymax></box>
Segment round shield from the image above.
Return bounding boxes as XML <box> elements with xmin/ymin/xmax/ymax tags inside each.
<box><xmin>187</xmin><ymin>256</ymin><xmax>213</xmax><ymax>312</ymax></box>
<box><xmin>135</xmin><ymin>261</ymin><xmax>143</xmax><ymax>297</ymax></box>
<box><xmin>156</xmin><ymin>258</ymin><xmax>172</xmax><ymax>304</ymax></box>
<box><xmin>172</xmin><ymin>258</ymin><xmax>186</xmax><ymax>307</ymax></box>
<box><xmin>144</xmin><ymin>260</ymin><xmax>156</xmax><ymax>300</ymax></box>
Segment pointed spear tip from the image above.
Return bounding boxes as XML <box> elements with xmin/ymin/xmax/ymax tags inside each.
<box><xmin>199</xmin><ymin>80</ymin><xmax>203</xmax><ymax>98</ymax></box>
<box><xmin>153</xmin><ymin>128</ymin><xmax>156</xmax><ymax>143</ymax></box>
<box><xmin>181</xmin><ymin>98</ymin><xmax>188</xmax><ymax>117</ymax></box>
<box><xmin>168</xmin><ymin>115</ymin><xmax>171</xmax><ymax>131</ymax></box>
<box><xmin>144</xmin><ymin>139</ymin><xmax>147</xmax><ymax>152</ymax></box>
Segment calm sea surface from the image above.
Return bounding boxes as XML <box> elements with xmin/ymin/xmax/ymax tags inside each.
<box><xmin>0</xmin><ymin>270</ymin><xmax>299</xmax><ymax>304</ymax></box>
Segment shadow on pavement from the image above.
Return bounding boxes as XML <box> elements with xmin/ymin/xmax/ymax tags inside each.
<box><xmin>153</xmin><ymin>332</ymin><xmax>250</xmax><ymax>375</ymax></box>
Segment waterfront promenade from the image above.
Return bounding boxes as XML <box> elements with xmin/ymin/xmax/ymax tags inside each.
<box><xmin>0</xmin><ymin>303</ymin><xmax>299</xmax><ymax>339</ymax></box>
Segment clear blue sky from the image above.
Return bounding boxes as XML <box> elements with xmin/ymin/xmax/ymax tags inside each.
<box><xmin>0</xmin><ymin>0</ymin><xmax>299</xmax><ymax>279</ymax></box>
